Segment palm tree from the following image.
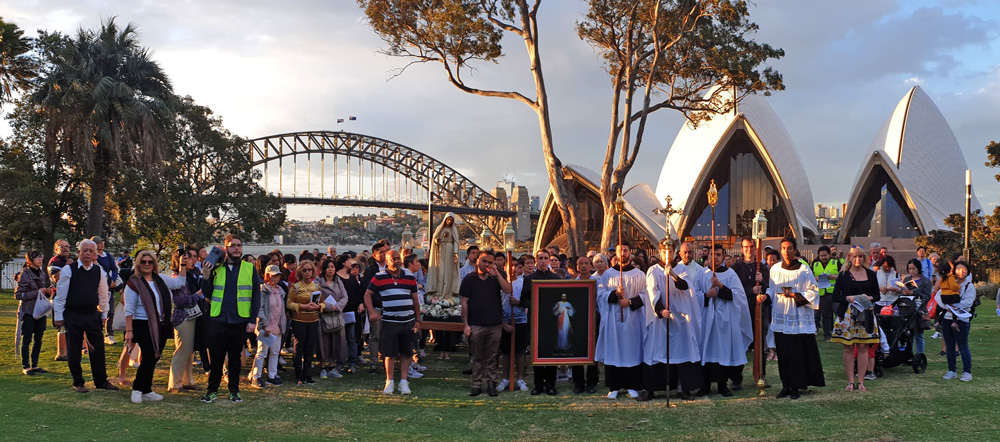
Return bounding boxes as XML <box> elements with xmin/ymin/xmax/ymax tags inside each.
<box><xmin>0</xmin><ymin>18</ymin><xmax>37</xmax><ymax>106</ymax></box>
<box><xmin>33</xmin><ymin>17</ymin><xmax>174</xmax><ymax>236</ymax></box>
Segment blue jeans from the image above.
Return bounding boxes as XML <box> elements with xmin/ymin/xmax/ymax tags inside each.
<box><xmin>940</xmin><ymin>318</ymin><xmax>971</xmax><ymax>373</ymax></box>
<box><xmin>914</xmin><ymin>330</ymin><xmax>924</xmax><ymax>354</ymax></box>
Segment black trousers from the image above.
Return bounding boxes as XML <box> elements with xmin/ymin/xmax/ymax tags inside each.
<box><xmin>572</xmin><ymin>311</ymin><xmax>599</xmax><ymax>389</ymax></box>
<box><xmin>605</xmin><ymin>364</ymin><xmax>643</xmax><ymax>391</ymax></box>
<box><xmin>64</xmin><ymin>310</ymin><xmax>108</xmax><ymax>387</ymax></box>
<box><xmin>702</xmin><ymin>362</ymin><xmax>744</xmax><ymax>388</ymax></box>
<box><xmin>534</xmin><ymin>366</ymin><xmax>557</xmax><ymax>390</ymax></box>
<box><xmin>291</xmin><ymin>321</ymin><xmax>319</xmax><ymax>380</ymax></box>
<box><xmin>20</xmin><ymin>313</ymin><xmax>47</xmax><ymax>369</ymax></box>
<box><xmin>207</xmin><ymin>320</ymin><xmax>248</xmax><ymax>394</ymax></box>
<box><xmin>816</xmin><ymin>295</ymin><xmax>834</xmax><ymax>338</ymax></box>
<box><xmin>131</xmin><ymin>319</ymin><xmax>168</xmax><ymax>394</ymax></box>
<box><xmin>194</xmin><ymin>301</ymin><xmax>212</xmax><ymax>373</ymax></box>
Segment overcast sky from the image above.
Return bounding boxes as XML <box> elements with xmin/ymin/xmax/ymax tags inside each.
<box><xmin>2</xmin><ymin>0</ymin><xmax>998</xmax><ymax>221</ymax></box>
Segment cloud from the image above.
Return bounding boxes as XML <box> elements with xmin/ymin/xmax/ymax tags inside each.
<box><xmin>3</xmin><ymin>0</ymin><xmax>1000</xmax><ymax>221</ymax></box>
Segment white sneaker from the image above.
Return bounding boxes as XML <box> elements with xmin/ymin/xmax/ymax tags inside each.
<box><xmin>943</xmin><ymin>371</ymin><xmax>957</xmax><ymax>380</ymax></box>
<box><xmin>407</xmin><ymin>366</ymin><xmax>424</xmax><ymax>379</ymax></box>
<box><xmin>960</xmin><ymin>372</ymin><xmax>972</xmax><ymax>382</ymax></box>
<box><xmin>319</xmin><ymin>369</ymin><xmax>328</xmax><ymax>379</ymax></box>
<box><xmin>516</xmin><ymin>379</ymin><xmax>529</xmax><ymax>391</ymax></box>
<box><xmin>142</xmin><ymin>391</ymin><xmax>163</xmax><ymax>402</ymax></box>
<box><xmin>930</xmin><ymin>332</ymin><xmax>940</xmax><ymax>339</ymax></box>
<box><xmin>104</xmin><ymin>336</ymin><xmax>117</xmax><ymax>345</ymax></box>
<box><xmin>329</xmin><ymin>369</ymin><xmax>343</xmax><ymax>379</ymax></box>
<box><xmin>627</xmin><ymin>389</ymin><xmax>639</xmax><ymax>399</ymax></box>
<box><xmin>413</xmin><ymin>363</ymin><xmax>428</xmax><ymax>372</ymax></box>
<box><xmin>383</xmin><ymin>380</ymin><xmax>395</xmax><ymax>394</ymax></box>
<box><xmin>278</xmin><ymin>357</ymin><xmax>288</xmax><ymax>365</ymax></box>
<box><xmin>497</xmin><ymin>379</ymin><xmax>510</xmax><ymax>391</ymax></box>
<box><xmin>607</xmin><ymin>390</ymin><xmax>619</xmax><ymax>399</ymax></box>
<box><xmin>131</xmin><ymin>390</ymin><xmax>143</xmax><ymax>404</ymax></box>
<box><xmin>399</xmin><ymin>379</ymin><xmax>411</xmax><ymax>395</ymax></box>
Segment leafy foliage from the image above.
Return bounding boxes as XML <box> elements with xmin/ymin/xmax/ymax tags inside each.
<box><xmin>31</xmin><ymin>17</ymin><xmax>176</xmax><ymax>236</ymax></box>
<box><xmin>107</xmin><ymin>96</ymin><xmax>286</xmax><ymax>254</ymax></box>
<box><xmin>0</xmin><ymin>98</ymin><xmax>87</xmax><ymax>262</ymax></box>
<box><xmin>0</xmin><ymin>18</ymin><xmax>37</xmax><ymax>106</ymax></box>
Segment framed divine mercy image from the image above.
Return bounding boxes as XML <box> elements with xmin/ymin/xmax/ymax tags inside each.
<box><xmin>530</xmin><ymin>279</ymin><xmax>597</xmax><ymax>366</ymax></box>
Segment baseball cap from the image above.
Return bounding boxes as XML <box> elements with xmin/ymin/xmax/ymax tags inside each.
<box><xmin>265</xmin><ymin>265</ymin><xmax>282</xmax><ymax>275</ymax></box>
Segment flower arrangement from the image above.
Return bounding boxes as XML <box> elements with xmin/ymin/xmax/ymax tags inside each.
<box><xmin>422</xmin><ymin>295</ymin><xmax>462</xmax><ymax>319</ymax></box>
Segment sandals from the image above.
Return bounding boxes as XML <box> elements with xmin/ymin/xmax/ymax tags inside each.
<box><xmin>857</xmin><ymin>383</ymin><xmax>867</xmax><ymax>392</ymax></box>
<box><xmin>845</xmin><ymin>383</ymin><xmax>854</xmax><ymax>392</ymax></box>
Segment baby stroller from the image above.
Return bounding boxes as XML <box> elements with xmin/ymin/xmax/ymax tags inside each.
<box><xmin>873</xmin><ymin>296</ymin><xmax>927</xmax><ymax>377</ymax></box>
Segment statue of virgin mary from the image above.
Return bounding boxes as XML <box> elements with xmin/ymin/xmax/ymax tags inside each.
<box><xmin>425</xmin><ymin>212</ymin><xmax>461</xmax><ymax>304</ymax></box>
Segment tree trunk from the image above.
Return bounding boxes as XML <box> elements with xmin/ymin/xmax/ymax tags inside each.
<box><xmin>522</xmin><ymin>4</ymin><xmax>585</xmax><ymax>256</ymax></box>
<box><xmin>599</xmin><ymin>178</ymin><xmax>623</xmax><ymax>251</ymax></box>
<box><xmin>86</xmin><ymin>173</ymin><xmax>109</xmax><ymax>237</ymax></box>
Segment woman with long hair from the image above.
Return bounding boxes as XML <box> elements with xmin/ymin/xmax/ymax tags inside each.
<box><xmin>15</xmin><ymin>251</ymin><xmax>53</xmax><ymax>376</ymax></box>
<box><xmin>901</xmin><ymin>258</ymin><xmax>932</xmax><ymax>354</ymax></box>
<box><xmin>124</xmin><ymin>250</ymin><xmax>187</xmax><ymax>403</ymax></box>
<box><xmin>167</xmin><ymin>249</ymin><xmax>203</xmax><ymax>392</ymax></box>
<box><xmin>286</xmin><ymin>260</ymin><xmax>324</xmax><ymax>384</ymax></box>
<box><xmin>317</xmin><ymin>259</ymin><xmax>348</xmax><ymax>379</ymax></box>
<box><xmin>337</xmin><ymin>255</ymin><xmax>364</xmax><ymax>373</ymax></box>
<box><xmin>830</xmin><ymin>247</ymin><xmax>880</xmax><ymax>392</ymax></box>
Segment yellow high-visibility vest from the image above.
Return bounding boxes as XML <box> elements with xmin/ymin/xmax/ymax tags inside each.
<box><xmin>211</xmin><ymin>262</ymin><xmax>253</xmax><ymax>318</ymax></box>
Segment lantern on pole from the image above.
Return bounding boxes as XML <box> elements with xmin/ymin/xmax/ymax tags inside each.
<box><xmin>401</xmin><ymin>225</ymin><xmax>414</xmax><ymax>250</ymax></box>
<box><xmin>503</xmin><ymin>222</ymin><xmax>516</xmax><ymax>252</ymax></box>
<box><xmin>706</xmin><ymin>180</ymin><xmax>719</xmax><ymax>275</ymax></box>
<box><xmin>504</xmin><ymin>220</ymin><xmax>516</xmax><ymax>390</ymax></box>
<box><xmin>480</xmin><ymin>228</ymin><xmax>493</xmax><ymax>250</ymax></box>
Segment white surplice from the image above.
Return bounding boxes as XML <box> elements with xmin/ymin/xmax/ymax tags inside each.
<box><xmin>644</xmin><ymin>264</ymin><xmax>703</xmax><ymax>365</ymax></box>
<box><xmin>700</xmin><ymin>266</ymin><xmax>753</xmax><ymax>366</ymax></box>
<box><xmin>596</xmin><ymin>265</ymin><xmax>646</xmax><ymax>367</ymax></box>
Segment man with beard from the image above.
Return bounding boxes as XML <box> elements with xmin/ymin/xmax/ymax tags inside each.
<box><xmin>730</xmin><ymin>237</ymin><xmax>769</xmax><ymax>387</ymax></box>
<box><xmin>200</xmin><ymin>234</ymin><xmax>262</xmax><ymax>403</ymax></box>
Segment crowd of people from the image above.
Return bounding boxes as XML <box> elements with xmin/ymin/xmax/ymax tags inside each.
<box><xmin>12</xmin><ymin>230</ymin><xmax>981</xmax><ymax>405</ymax></box>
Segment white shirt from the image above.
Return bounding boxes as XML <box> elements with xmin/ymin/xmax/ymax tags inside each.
<box><xmin>123</xmin><ymin>273</ymin><xmax>186</xmax><ymax>321</ymax></box>
<box><xmin>54</xmin><ymin>260</ymin><xmax>110</xmax><ymax>321</ymax></box>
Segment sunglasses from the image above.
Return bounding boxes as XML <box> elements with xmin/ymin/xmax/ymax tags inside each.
<box><xmin>140</xmin><ymin>260</ymin><xmax>156</xmax><ymax>265</ymax></box>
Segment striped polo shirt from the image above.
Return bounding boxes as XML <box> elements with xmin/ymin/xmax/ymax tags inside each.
<box><xmin>367</xmin><ymin>270</ymin><xmax>418</xmax><ymax>323</ymax></box>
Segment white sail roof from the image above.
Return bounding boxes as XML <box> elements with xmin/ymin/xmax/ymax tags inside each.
<box><xmin>654</xmin><ymin>88</ymin><xmax>818</xmax><ymax>239</ymax></box>
<box><xmin>843</xmin><ymin>86</ymin><xmax>981</xmax><ymax>234</ymax></box>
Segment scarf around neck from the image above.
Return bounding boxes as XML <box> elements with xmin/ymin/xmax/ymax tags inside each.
<box><xmin>128</xmin><ymin>273</ymin><xmax>171</xmax><ymax>359</ymax></box>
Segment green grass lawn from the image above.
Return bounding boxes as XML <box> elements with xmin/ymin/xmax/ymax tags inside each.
<box><xmin>1</xmin><ymin>293</ymin><xmax>998</xmax><ymax>441</ymax></box>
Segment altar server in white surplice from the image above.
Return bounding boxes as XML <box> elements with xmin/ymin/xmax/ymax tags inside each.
<box><xmin>699</xmin><ymin>244</ymin><xmax>753</xmax><ymax>397</ymax></box>
<box><xmin>596</xmin><ymin>242</ymin><xmax>646</xmax><ymax>400</ymax></box>
<box><xmin>638</xmin><ymin>240</ymin><xmax>704</xmax><ymax>401</ymax></box>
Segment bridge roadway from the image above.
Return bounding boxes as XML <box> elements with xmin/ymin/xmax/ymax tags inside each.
<box><xmin>279</xmin><ymin>196</ymin><xmax>535</xmax><ymax>219</ymax></box>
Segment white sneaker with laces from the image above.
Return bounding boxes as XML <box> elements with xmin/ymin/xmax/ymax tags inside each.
<box><xmin>516</xmin><ymin>379</ymin><xmax>529</xmax><ymax>391</ymax></box>
<box><xmin>607</xmin><ymin>390</ymin><xmax>619</xmax><ymax>399</ymax></box>
<box><xmin>142</xmin><ymin>391</ymin><xmax>164</xmax><ymax>402</ymax></box>
<box><xmin>131</xmin><ymin>390</ymin><xmax>143</xmax><ymax>404</ymax></box>
<box><xmin>930</xmin><ymin>332</ymin><xmax>940</xmax><ymax>339</ymax></box>
<box><xmin>943</xmin><ymin>371</ymin><xmax>957</xmax><ymax>380</ymax></box>
<box><xmin>399</xmin><ymin>379</ymin><xmax>412</xmax><ymax>395</ymax></box>
<box><xmin>959</xmin><ymin>372</ymin><xmax>972</xmax><ymax>382</ymax></box>
<box><xmin>408</xmin><ymin>366</ymin><xmax>424</xmax><ymax>379</ymax></box>
<box><xmin>105</xmin><ymin>336</ymin><xmax>117</xmax><ymax>345</ymax></box>
<box><xmin>627</xmin><ymin>389</ymin><xmax>639</xmax><ymax>399</ymax></box>
<box><xmin>497</xmin><ymin>379</ymin><xmax>509</xmax><ymax>391</ymax></box>
<box><xmin>330</xmin><ymin>369</ymin><xmax>343</xmax><ymax>379</ymax></box>
<box><xmin>383</xmin><ymin>380</ymin><xmax>395</xmax><ymax>394</ymax></box>
<box><xmin>319</xmin><ymin>369</ymin><xmax>328</xmax><ymax>379</ymax></box>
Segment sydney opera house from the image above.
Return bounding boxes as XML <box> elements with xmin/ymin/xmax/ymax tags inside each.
<box><xmin>533</xmin><ymin>86</ymin><xmax>981</xmax><ymax>252</ymax></box>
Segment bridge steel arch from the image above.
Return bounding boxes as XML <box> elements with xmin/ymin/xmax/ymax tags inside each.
<box><xmin>246</xmin><ymin>131</ymin><xmax>514</xmax><ymax>239</ymax></box>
